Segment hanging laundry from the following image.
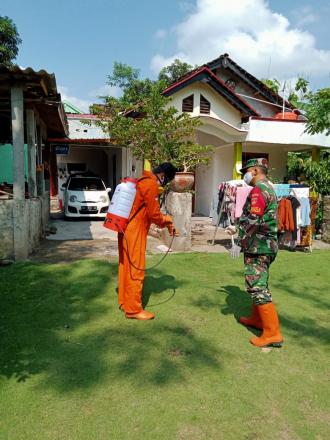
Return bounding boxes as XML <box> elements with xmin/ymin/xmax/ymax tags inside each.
<box><xmin>274</xmin><ymin>184</ymin><xmax>290</xmax><ymax>198</ymax></box>
<box><xmin>235</xmin><ymin>186</ymin><xmax>253</xmax><ymax>218</ymax></box>
<box><xmin>300</xmin><ymin>197</ymin><xmax>311</xmax><ymax>227</ymax></box>
<box><xmin>278</xmin><ymin>198</ymin><xmax>294</xmax><ymax>232</ymax></box>
<box><xmin>287</xmin><ymin>195</ymin><xmax>300</xmax><ymax>241</ymax></box>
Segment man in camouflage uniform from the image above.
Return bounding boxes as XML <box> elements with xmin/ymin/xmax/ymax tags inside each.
<box><xmin>227</xmin><ymin>158</ymin><xmax>283</xmax><ymax>347</ymax></box>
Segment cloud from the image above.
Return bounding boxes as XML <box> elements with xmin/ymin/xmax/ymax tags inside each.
<box><xmin>155</xmin><ymin>29</ymin><xmax>167</xmax><ymax>39</ymax></box>
<box><xmin>150</xmin><ymin>0</ymin><xmax>330</xmax><ymax>83</ymax></box>
<box><xmin>88</xmin><ymin>85</ymin><xmax>121</xmax><ymax>99</ymax></box>
<box><xmin>58</xmin><ymin>85</ymin><xmax>121</xmax><ymax>113</ymax></box>
<box><xmin>58</xmin><ymin>86</ymin><xmax>91</xmax><ymax>113</ymax></box>
<box><xmin>293</xmin><ymin>5</ymin><xmax>319</xmax><ymax>28</ymax></box>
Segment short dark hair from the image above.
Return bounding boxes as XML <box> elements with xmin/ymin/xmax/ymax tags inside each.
<box><xmin>153</xmin><ymin>162</ymin><xmax>177</xmax><ymax>183</ymax></box>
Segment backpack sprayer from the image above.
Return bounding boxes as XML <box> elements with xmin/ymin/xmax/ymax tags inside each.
<box><xmin>103</xmin><ymin>177</ymin><xmax>175</xmax><ymax>271</ymax></box>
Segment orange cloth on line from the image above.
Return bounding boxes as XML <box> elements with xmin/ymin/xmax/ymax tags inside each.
<box><xmin>278</xmin><ymin>198</ymin><xmax>294</xmax><ymax>232</ymax></box>
<box><xmin>118</xmin><ymin>171</ymin><xmax>172</xmax><ymax>314</ymax></box>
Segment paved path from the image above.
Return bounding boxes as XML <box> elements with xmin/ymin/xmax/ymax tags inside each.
<box><xmin>29</xmin><ymin>213</ymin><xmax>330</xmax><ymax>263</ymax></box>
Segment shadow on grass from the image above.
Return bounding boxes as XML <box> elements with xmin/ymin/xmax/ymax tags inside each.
<box><xmin>143</xmin><ymin>273</ymin><xmax>178</xmax><ymax>308</ymax></box>
<box><xmin>218</xmin><ymin>284</ymin><xmax>330</xmax><ymax>346</ymax></box>
<box><xmin>0</xmin><ymin>260</ymin><xmax>222</xmax><ymax>391</ymax></box>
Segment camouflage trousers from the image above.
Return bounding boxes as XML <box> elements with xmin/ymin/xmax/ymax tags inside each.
<box><xmin>244</xmin><ymin>253</ymin><xmax>276</xmax><ymax>305</ymax></box>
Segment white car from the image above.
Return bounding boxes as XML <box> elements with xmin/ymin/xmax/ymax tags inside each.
<box><xmin>62</xmin><ymin>174</ymin><xmax>111</xmax><ymax>218</ymax></box>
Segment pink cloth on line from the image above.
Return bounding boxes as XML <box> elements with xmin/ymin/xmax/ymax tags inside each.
<box><xmin>235</xmin><ymin>186</ymin><xmax>252</xmax><ymax>218</ymax></box>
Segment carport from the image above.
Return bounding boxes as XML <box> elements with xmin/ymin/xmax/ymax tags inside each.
<box><xmin>48</xmin><ymin>112</ymin><xmax>143</xmax><ymax>206</ymax></box>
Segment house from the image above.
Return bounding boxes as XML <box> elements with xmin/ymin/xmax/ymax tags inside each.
<box><xmin>163</xmin><ymin>54</ymin><xmax>330</xmax><ymax>216</ymax></box>
<box><xmin>47</xmin><ymin>102</ymin><xmax>143</xmax><ymax>206</ymax></box>
<box><xmin>0</xmin><ymin>65</ymin><xmax>68</xmax><ymax>261</ymax></box>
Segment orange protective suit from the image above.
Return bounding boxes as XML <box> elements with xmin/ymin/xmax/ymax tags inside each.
<box><xmin>118</xmin><ymin>171</ymin><xmax>172</xmax><ymax>315</ymax></box>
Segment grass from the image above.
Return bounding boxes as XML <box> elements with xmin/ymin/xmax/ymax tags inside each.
<box><xmin>0</xmin><ymin>250</ymin><xmax>329</xmax><ymax>440</ymax></box>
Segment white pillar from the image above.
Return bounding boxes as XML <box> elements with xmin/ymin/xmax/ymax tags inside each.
<box><xmin>11</xmin><ymin>86</ymin><xmax>28</xmax><ymax>260</ymax></box>
<box><xmin>26</xmin><ymin>109</ymin><xmax>37</xmax><ymax>197</ymax></box>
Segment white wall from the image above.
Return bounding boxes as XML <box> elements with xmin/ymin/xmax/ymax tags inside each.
<box><xmin>195</xmin><ymin>141</ymin><xmax>289</xmax><ymax>216</ymax></box>
<box><xmin>243</xmin><ymin>143</ymin><xmax>288</xmax><ymax>181</ymax></box>
<box><xmin>168</xmin><ymin>82</ymin><xmax>242</xmax><ymax>127</ymax></box>
<box><xmin>196</xmin><ymin>145</ymin><xmax>236</xmax><ymax>216</ymax></box>
<box><xmin>57</xmin><ymin>146</ymin><xmax>109</xmax><ymax>185</ymax></box>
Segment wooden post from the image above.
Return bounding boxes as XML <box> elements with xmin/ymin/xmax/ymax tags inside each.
<box><xmin>26</xmin><ymin>109</ymin><xmax>37</xmax><ymax>197</ymax></box>
<box><xmin>312</xmin><ymin>147</ymin><xmax>320</xmax><ymax>162</ymax></box>
<box><xmin>11</xmin><ymin>86</ymin><xmax>28</xmax><ymax>260</ymax></box>
<box><xmin>233</xmin><ymin>142</ymin><xmax>242</xmax><ymax>180</ymax></box>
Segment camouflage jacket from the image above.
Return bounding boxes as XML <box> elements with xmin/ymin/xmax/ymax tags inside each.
<box><xmin>236</xmin><ymin>179</ymin><xmax>278</xmax><ymax>255</ymax></box>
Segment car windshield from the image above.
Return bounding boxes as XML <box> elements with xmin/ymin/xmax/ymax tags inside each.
<box><xmin>68</xmin><ymin>177</ymin><xmax>105</xmax><ymax>191</ymax></box>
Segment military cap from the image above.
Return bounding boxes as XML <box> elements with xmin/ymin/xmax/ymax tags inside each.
<box><xmin>240</xmin><ymin>158</ymin><xmax>269</xmax><ymax>174</ymax></box>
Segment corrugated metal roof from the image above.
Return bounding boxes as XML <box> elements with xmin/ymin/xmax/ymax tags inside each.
<box><xmin>0</xmin><ymin>65</ymin><xmax>69</xmax><ymax>137</ymax></box>
<box><xmin>0</xmin><ymin>64</ymin><xmax>58</xmax><ymax>96</ymax></box>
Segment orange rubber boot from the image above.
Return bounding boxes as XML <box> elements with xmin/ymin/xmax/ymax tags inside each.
<box><xmin>239</xmin><ymin>304</ymin><xmax>262</xmax><ymax>329</ymax></box>
<box><xmin>250</xmin><ymin>303</ymin><xmax>283</xmax><ymax>347</ymax></box>
<box><xmin>126</xmin><ymin>310</ymin><xmax>155</xmax><ymax>320</ymax></box>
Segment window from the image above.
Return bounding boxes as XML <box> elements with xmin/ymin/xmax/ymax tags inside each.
<box><xmin>68</xmin><ymin>177</ymin><xmax>105</xmax><ymax>191</ymax></box>
<box><xmin>200</xmin><ymin>95</ymin><xmax>211</xmax><ymax>114</ymax></box>
<box><xmin>182</xmin><ymin>94</ymin><xmax>194</xmax><ymax>112</ymax></box>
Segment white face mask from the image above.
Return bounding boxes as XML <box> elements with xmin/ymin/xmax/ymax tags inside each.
<box><xmin>243</xmin><ymin>172</ymin><xmax>253</xmax><ymax>185</ymax></box>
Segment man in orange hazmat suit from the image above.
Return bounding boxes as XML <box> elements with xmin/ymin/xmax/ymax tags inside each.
<box><xmin>118</xmin><ymin>162</ymin><xmax>177</xmax><ymax>320</ymax></box>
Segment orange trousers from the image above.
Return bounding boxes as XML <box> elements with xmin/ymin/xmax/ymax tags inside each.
<box><xmin>118</xmin><ymin>217</ymin><xmax>149</xmax><ymax>314</ymax></box>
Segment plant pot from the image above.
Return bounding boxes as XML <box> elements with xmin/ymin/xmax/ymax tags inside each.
<box><xmin>170</xmin><ymin>172</ymin><xmax>195</xmax><ymax>193</ymax></box>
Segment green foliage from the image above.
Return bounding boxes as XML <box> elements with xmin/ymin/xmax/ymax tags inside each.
<box><xmin>303</xmin><ymin>159</ymin><xmax>330</xmax><ymax>195</ymax></box>
<box><xmin>97</xmin><ymin>81</ymin><xmax>213</xmax><ymax>171</ymax></box>
<box><xmin>96</xmin><ymin>61</ymin><xmax>213</xmax><ymax>171</ymax></box>
<box><xmin>107</xmin><ymin>61</ymin><xmax>156</xmax><ymax>106</ymax></box>
<box><xmin>158</xmin><ymin>59</ymin><xmax>194</xmax><ymax>86</ymax></box>
<box><xmin>286</xmin><ymin>152</ymin><xmax>308</xmax><ymax>178</ymax></box>
<box><xmin>0</xmin><ymin>16</ymin><xmax>22</xmax><ymax>66</ymax></box>
<box><xmin>286</xmin><ymin>151</ymin><xmax>330</xmax><ymax>195</ymax></box>
<box><xmin>261</xmin><ymin>78</ymin><xmax>280</xmax><ymax>94</ymax></box>
<box><xmin>304</xmin><ymin>88</ymin><xmax>330</xmax><ymax>136</ymax></box>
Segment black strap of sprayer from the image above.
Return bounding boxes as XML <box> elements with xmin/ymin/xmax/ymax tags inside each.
<box><xmin>121</xmin><ymin>230</ymin><xmax>175</xmax><ymax>272</ymax></box>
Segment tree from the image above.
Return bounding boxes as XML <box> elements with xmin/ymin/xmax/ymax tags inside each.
<box><xmin>95</xmin><ymin>80</ymin><xmax>213</xmax><ymax>171</ymax></box>
<box><xmin>304</xmin><ymin>88</ymin><xmax>330</xmax><ymax>136</ymax></box>
<box><xmin>107</xmin><ymin>61</ymin><xmax>156</xmax><ymax>106</ymax></box>
<box><xmin>0</xmin><ymin>16</ymin><xmax>21</xmax><ymax>67</ymax></box>
<box><xmin>261</xmin><ymin>78</ymin><xmax>281</xmax><ymax>94</ymax></box>
<box><xmin>158</xmin><ymin>59</ymin><xmax>194</xmax><ymax>86</ymax></box>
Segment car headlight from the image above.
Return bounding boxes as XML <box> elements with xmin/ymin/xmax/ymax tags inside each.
<box><xmin>69</xmin><ymin>195</ymin><xmax>77</xmax><ymax>203</ymax></box>
<box><xmin>99</xmin><ymin>195</ymin><xmax>107</xmax><ymax>203</ymax></box>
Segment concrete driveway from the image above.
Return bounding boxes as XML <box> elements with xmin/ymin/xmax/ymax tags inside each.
<box><xmin>47</xmin><ymin>215</ymin><xmax>117</xmax><ymax>241</ymax></box>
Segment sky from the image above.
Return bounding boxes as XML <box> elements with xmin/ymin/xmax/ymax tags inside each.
<box><xmin>2</xmin><ymin>0</ymin><xmax>330</xmax><ymax>112</ymax></box>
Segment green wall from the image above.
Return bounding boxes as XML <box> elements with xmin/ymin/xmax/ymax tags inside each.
<box><xmin>0</xmin><ymin>144</ymin><xmax>29</xmax><ymax>183</ymax></box>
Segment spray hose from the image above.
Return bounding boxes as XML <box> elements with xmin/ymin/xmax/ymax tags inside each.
<box><xmin>120</xmin><ymin>227</ymin><xmax>176</xmax><ymax>272</ymax></box>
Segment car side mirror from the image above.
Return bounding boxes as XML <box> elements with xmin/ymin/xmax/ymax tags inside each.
<box><xmin>106</xmin><ymin>187</ymin><xmax>111</xmax><ymax>193</ymax></box>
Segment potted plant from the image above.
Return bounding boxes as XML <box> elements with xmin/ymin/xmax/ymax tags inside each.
<box><xmin>95</xmin><ymin>81</ymin><xmax>214</xmax><ymax>192</ymax></box>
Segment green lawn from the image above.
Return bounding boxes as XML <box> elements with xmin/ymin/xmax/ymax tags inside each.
<box><xmin>0</xmin><ymin>251</ymin><xmax>329</xmax><ymax>440</ymax></box>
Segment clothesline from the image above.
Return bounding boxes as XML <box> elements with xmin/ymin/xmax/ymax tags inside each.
<box><xmin>211</xmin><ymin>181</ymin><xmax>315</xmax><ymax>251</ymax></box>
